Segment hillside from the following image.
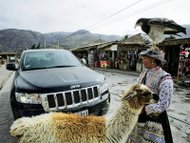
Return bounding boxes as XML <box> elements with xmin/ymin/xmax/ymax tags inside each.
<box><xmin>0</xmin><ymin>29</ymin><xmax>44</xmax><ymax>52</ymax></box>
<box><xmin>0</xmin><ymin>25</ymin><xmax>189</xmax><ymax>52</ymax></box>
<box><xmin>0</xmin><ymin>29</ymin><xmax>122</xmax><ymax>52</ymax></box>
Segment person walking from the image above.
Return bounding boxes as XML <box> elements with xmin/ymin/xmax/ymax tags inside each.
<box><xmin>127</xmin><ymin>48</ymin><xmax>173</xmax><ymax>143</ymax></box>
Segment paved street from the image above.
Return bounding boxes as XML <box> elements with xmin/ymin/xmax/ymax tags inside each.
<box><xmin>0</xmin><ymin>66</ymin><xmax>190</xmax><ymax>143</ymax></box>
<box><xmin>98</xmin><ymin>69</ymin><xmax>190</xmax><ymax>143</ymax></box>
<box><xmin>0</xmin><ymin>65</ymin><xmax>17</xmax><ymax>143</ymax></box>
<box><xmin>0</xmin><ymin>65</ymin><xmax>13</xmax><ymax>90</ymax></box>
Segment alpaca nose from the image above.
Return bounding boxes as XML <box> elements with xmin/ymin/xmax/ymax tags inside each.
<box><xmin>153</xmin><ymin>93</ymin><xmax>159</xmax><ymax>101</ymax></box>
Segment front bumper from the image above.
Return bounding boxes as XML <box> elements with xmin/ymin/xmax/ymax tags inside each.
<box><xmin>11</xmin><ymin>93</ymin><xmax>110</xmax><ymax>119</ymax></box>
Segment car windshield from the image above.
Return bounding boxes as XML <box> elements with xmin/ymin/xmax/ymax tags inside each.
<box><xmin>21</xmin><ymin>50</ymin><xmax>83</xmax><ymax>71</ymax></box>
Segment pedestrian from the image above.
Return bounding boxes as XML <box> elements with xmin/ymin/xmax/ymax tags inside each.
<box><xmin>88</xmin><ymin>50</ymin><xmax>94</xmax><ymax>68</ymax></box>
<box><xmin>81</xmin><ymin>57</ymin><xmax>87</xmax><ymax>65</ymax></box>
<box><xmin>127</xmin><ymin>48</ymin><xmax>173</xmax><ymax>143</ymax></box>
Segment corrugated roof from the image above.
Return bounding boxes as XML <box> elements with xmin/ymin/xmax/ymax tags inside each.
<box><xmin>119</xmin><ymin>33</ymin><xmax>151</xmax><ymax>45</ymax></box>
<box><xmin>71</xmin><ymin>41</ymin><xmax>118</xmax><ymax>51</ymax></box>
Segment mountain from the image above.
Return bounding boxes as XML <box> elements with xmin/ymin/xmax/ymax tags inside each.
<box><xmin>44</xmin><ymin>29</ymin><xmax>121</xmax><ymax>49</ymax></box>
<box><xmin>1</xmin><ymin>25</ymin><xmax>189</xmax><ymax>52</ymax></box>
<box><xmin>0</xmin><ymin>29</ymin><xmax>122</xmax><ymax>52</ymax></box>
<box><xmin>0</xmin><ymin>29</ymin><xmax>44</xmax><ymax>52</ymax></box>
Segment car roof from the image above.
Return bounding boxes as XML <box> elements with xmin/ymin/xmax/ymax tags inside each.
<box><xmin>22</xmin><ymin>49</ymin><xmax>69</xmax><ymax>54</ymax></box>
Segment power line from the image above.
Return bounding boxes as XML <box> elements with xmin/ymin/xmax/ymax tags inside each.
<box><xmin>86</xmin><ymin>0</ymin><xmax>144</xmax><ymax>30</ymax></box>
<box><xmin>87</xmin><ymin>0</ymin><xmax>176</xmax><ymax>32</ymax></box>
<box><xmin>106</xmin><ymin>0</ymin><xmax>176</xmax><ymax>26</ymax></box>
<box><xmin>123</xmin><ymin>0</ymin><xmax>176</xmax><ymax>18</ymax></box>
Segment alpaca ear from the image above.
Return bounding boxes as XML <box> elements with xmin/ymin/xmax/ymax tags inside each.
<box><xmin>133</xmin><ymin>84</ymin><xmax>142</xmax><ymax>91</ymax></box>
<box><xmin>123</xmin><ymin>91</ymin><xmax>137</xmax><ymax>100</ymax></box>
<box><xmin>134</xmin><ymin>84</ymin><xmax>147</xmax><ymax>95</ymax></box>
<box><xmin>122</xmin><ymin>84</ymin><xmax>140</xmax><ymax>100</ymax></box>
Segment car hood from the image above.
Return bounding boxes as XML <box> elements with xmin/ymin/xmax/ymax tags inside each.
<box><xmin>15</xmin><ymin>66</ymin><xmax>104</xmax><ymax>92</ymax></box>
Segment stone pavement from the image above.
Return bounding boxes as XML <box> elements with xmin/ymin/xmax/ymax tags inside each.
<box><xmin>0</xmin><ymin>65</ymin><xmax>16</xmax><ymax>143</ymax></box>
<box><xmin>94</xmin><ymin>67</ymin><xmax>140</xmax><ymax>76</ymax></box>
<box><xmin>95</xmin><ymin>67</ymin><xmax>190</xmax><ymax>143</ymax></box>
<box><xmin>94</xmin><ymin>67</ymin><xmax>180</xmax><ymax>83</ymax></box>
<box><xmin>0</xmin><ymin>66</ymin><xmax>189</xmax><ymax>143</ymax></box>
<box><xmin>0</xmin><ymin>65</ymin><xmax>13</xmax><ymax>90</ymax></box>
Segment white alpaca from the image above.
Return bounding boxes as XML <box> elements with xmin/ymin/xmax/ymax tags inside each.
<box><xmin>10</xmin><ymin>83</ymin><xmax>158</xmax><ymax>143</ymax></box>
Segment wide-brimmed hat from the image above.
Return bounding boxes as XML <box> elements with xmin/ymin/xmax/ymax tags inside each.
<box><xmin>139</xmin><ymin>49</ymin><xmax>166</xmax><ymax>63</ymax></box>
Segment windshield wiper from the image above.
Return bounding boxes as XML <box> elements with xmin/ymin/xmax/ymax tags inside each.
<box><xmin>23</xmin><ymin>65</ymin><xmax>76</xmax><ymax>71</ymax></box>
<box><xmin>48</xmin><ymin>65</ymin><xmax>76</xmax><ymax>68</ymax></box>
<box><xmin>23</xmin><ymin>67</ymin><xmax>50</xmax><ymax>71</ymax></box>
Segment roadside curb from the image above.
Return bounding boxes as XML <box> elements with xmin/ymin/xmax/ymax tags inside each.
<box><xmin>93</xmin><ymin>68</ymin><xmax>140</xmax><ymax>77</ymax></box>
<box><xmin>93</xmin><ymin>68</ymin><xmax>182</xmax><ymax>87</ymax></box>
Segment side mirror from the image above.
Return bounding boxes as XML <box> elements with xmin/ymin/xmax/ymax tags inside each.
<box><xmin>6</xmin><ymin>63</ymin><xmax>18</xmax><ymax>71</ymax></box>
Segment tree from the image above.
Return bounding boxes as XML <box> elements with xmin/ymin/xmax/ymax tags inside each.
<box><xmin>30</xmin><ymin>43</ymin><xmax>41</xmax><ymax>49</ymax></box>
<box><xmin>122</xmin><ymin>34</ymin><xmax>129</xmax><ymax>40</ymax></box>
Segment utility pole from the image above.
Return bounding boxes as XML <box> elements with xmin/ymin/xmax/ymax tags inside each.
<box><xmin>57</xmin><ymin>40</ymin><xmax>60</xmax><ymax>49</ymax></box>
<box><xmin>44</xmin><ymin>39</ymin><xmax>46</xmax><ymax>48</ymax></box>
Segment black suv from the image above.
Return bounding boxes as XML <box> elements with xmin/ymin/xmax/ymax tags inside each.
<box><xmin>6</xmin><ymin>49</ymin><xmax>110</xmax><ymax>119</ymax></box>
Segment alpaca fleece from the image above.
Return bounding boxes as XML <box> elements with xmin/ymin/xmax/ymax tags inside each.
<box><xmin>10</xmin><ymin>83</ymin><xmax>155</xmax><ymax>143</ymax></box>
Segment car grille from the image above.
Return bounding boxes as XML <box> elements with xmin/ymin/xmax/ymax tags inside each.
<box><xmin>41</xmin><ymin>85</ymin><xmax>100</xmax><ymax>112</ymax></box>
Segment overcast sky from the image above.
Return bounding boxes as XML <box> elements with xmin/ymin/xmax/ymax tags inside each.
<box><xmin>0</xmin><ymin>0</ymin><xmax>189</xmax><ymax>36</ymax></box>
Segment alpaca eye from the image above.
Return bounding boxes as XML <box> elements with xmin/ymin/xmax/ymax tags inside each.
<box><xmin>143</xmin><ymin>93</ymin><xmax>149</xmax><ymax>97</ymax></box>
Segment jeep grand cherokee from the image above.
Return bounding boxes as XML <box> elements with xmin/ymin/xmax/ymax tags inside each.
<box><xmin>6</xmin><ymin>49</ymin><xmax>110</xmax><ymax>119</ymax></box>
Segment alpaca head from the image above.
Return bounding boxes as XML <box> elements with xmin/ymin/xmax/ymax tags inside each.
<box><xmin>121</xmin><ymin>84</ymin><xmax>158</xmax><ymax>109</ymax></box>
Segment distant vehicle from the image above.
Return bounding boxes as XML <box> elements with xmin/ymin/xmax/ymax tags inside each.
<box><xmin>6</xmin><ymin>49</ymin><xmax>110</xmax><ymax>119</ymax></box>
<box><xmin>8</xmin><ymin>56</ymin><xmax>16</xmax><ymax>63</ymax></box>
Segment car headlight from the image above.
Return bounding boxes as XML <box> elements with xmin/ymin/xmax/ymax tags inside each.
<box><xmin>100</xmin><ymin>82</ymin><xmax>108</xmax><ymax>94</ymax></box>
<box><xmin>15</xmin><ymin>92</ymin><xmax>42</xmax><ymax>104</ymax></box>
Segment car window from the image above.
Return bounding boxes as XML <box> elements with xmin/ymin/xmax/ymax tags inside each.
<box><xmin>21</xmin><ymin>50</ymin><xmax>82</xmax><ymax>70</ymax></box>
